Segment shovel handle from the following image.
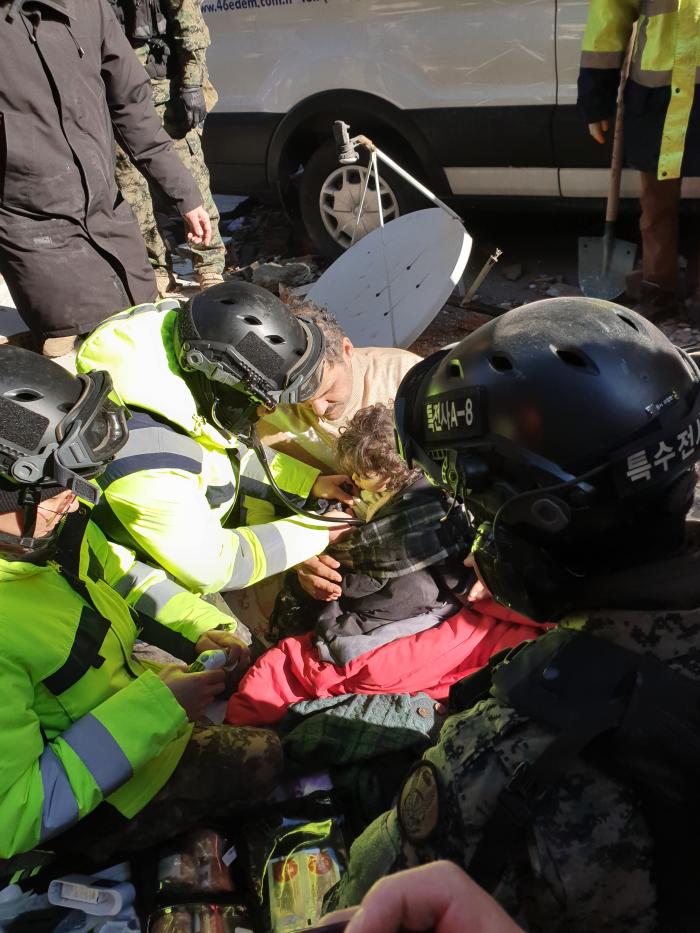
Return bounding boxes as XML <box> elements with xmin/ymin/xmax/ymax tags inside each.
<box><xmin>606</xmin><ymin>25</ymin><xmax>637</xmax><ymax>224</ymax></box>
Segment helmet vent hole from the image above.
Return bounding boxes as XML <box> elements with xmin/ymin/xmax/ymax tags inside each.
<box><xmin>555</xmin><ymin>348</ymin><xmax>590</xmax><ymax>370</ymax></box>
<box><xmin>617</xmin><ymin>314</ymin><xmax>640</xmax><ymax>332</ymax></box>
<box><xmin>240</xmin><ymin>315</ymin><xmax>262</xmax><ymax>326</ymax></box>
<box><xmin>448</xmin><ymin>362</ymin><xmax>463</xmax><ymax>378</ymax></box>
<box><xmin>6</xmin><ymin>389</ymin><xmax>42</xmax><ymax>402</ymax></box>
<box><xmin>294</xmin><ymin>349</ymin><xmax>304</xmax><ymax>357</ymax></box>
<box><xmin>489</xmin><ymin>354</ymin><xmax>513</xmax><ymax>373</ymax></box>
<box><xmin>267</xmin><ymin>335</ymin><xmax>284</xmax><ymax>345</ymax></box>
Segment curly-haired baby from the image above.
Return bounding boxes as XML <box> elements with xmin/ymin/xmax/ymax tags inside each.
<box><xmin>273</xmin><ymin>402</ymin><xmax>474</xmax><ymax>665</ymax></box>
<box><xmin>335</xmin><ymin>402</ymin><xmax>422</xmax><ymax>521</ymax></box>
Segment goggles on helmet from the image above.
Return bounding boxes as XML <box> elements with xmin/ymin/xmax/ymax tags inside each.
<box><xmin>181</xmin><ymin>317</ymin><xmax>325</xmax><ymax>410</ymax></box>
<box><xmin>8</xmin><ymin>370</ymin><xmax>129</xmax><ymax>505</ymax></box>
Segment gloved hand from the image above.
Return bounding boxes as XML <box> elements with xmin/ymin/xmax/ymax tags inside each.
<box><xmin>180</xmin><ymin>84</ymin><xmax>207</xmax><ymax>129</ymax></box>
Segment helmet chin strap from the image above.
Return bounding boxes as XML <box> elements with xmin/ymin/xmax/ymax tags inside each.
<box><xmin>19</xmin><ymin>486</ymin><xmax>41</xmax><ymax>538</ymax></box>
<box><xmin>0</xmin><ymin>484</ymin><xmax>62</xmax><ymax>563</ymax></box>
<box><xmin>211</xmin><ymin>396</ymin><xmax>261</xmax><ymax>439</ymax></box>
<box><xmin>0</xmin><ymin>504</ymin><xmax>68</xmax><ymax>564</ymax></box>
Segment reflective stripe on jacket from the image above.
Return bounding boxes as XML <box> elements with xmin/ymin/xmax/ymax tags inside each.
<box><xmin>0</xmin><ymin>515</ymin><xmax>231</xmax><ymax>858</ymax></box>
<box><xmin>579</xmin><ymin>0</ymin><xmax>700</xmax><ymax>179</ymax></box>
<box><xmin>76</xmin><ymin>302</ymin><xmax>330</xmax><ymax>594</ymax></box>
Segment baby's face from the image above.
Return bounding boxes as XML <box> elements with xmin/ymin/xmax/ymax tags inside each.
<box><xmin>352</xmin><ymin>471</ymin><xmax>390</xmax><ymax>494</ymax></box>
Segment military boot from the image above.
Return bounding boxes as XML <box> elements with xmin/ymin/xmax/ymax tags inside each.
<box><xmin>154</xmin><ymin>268</ymin><xmax>177</xmax><ymax>298</ymax></box>
<box><xmin>42</xmin><ymin>336</ymin><xmax>76</xmax><ymax>358</ymax></box>
<box><xmin>632</xmin><ymin>281</ymin><xmax>678</xmax><ymax>322</ymax></box>
<box><xmin>197</xmin><ymin>272</ymin><xmax>225</xmax><ymax>291</ymax></box>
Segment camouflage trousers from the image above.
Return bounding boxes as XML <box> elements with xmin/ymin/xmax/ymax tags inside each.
<box><xmin>115</xmin><ymin>122</ymin><xmax>225</xmax><ymax>282</ymax></box>
<box><xmin>53</xmin><ymin>725</ymin><xmax>283</xmax><ymax>864</ymax></box>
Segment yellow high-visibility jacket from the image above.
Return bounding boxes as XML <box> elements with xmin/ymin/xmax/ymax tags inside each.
<box><xmin>0</xmin><ymin>512</ymin><xmax>232</xmax><ymax>858</ymax></box>
<box><xmin>579</xmin><ymin>0</ymin><xmax>700</xmax><ymax>179</ymax></box>
<box><xmin>77</xmin><ymin>301</ymin><xmax>330</xmax><ymax>594</ymax></box>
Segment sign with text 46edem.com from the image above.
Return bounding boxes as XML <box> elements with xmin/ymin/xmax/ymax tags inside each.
<box><xmin>202</xmin><ymin>0</ymin><xmax>328</xmax><ymax>12</ymax></box>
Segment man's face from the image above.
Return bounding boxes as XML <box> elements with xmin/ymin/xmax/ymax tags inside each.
<box><xmin>304</xmin><ymin>338</ymin><xmax>354</xmax><ymax>422</ymax></box>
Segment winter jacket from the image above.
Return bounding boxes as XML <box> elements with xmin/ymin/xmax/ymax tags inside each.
<box><xmin>0</xmin><ymin>0</ymin><xmax>202</xmax><ymax>336</ymax></box>
<box><xmin>226</xmin><ymin>599</ymin><xmax>550</xmax><ymax>727</ymax></box>
<box><xmin>315</xmin><ymin>575</ymin><xmax>460</xmax><ymax>666</ymax></box>
<box><xmin>0</xmin><ymin>510</ymin><xmax>232</xmax><ymax>859</ymax></box>
<box><xmin>76</xmin><ymin>301</ymin><xmax>331</xmax><ymax>594</ymax></box>
<box><xmin>578</xmin><ymin>0</ymin><xmax>700</xmax><ymax>178</ymax></box>
<box><xmin>314</xmin><ymin>480</ymin><xmax>474</xmax><ymax>665</ymax></box>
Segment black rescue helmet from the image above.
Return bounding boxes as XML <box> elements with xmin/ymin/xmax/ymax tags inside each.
<box><xmin>395</xmin><ymin>298</ymin><xmax>700</xmax><ymax>618</ymax></box>
<box><xmin>0</xmin><ymin>346</ymin><xmax>130</xmax><ymax>558</ymax></box>
<box><xmin>0</xmin><ymin>345</ymin><xmax>130</xmax><ymax>499</ymax></box>
<box><xmin>175</xmin><ymin>282</ymin><xmax>325</xmax><ymax>425</ymax></box>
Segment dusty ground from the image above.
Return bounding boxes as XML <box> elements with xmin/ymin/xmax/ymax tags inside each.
<box><xmin>221</xmin><ymin>199</ymin><xmax>700</xmax><ymax>356</ymax></box>
<box><xmin>3</xmin><ymin>196</ymin><xmax>699</xmax><ymax>362</ymax></box>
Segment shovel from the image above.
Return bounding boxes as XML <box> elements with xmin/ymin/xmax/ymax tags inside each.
<box><xmin>578</xmin><ymin>34</ymin><xmax>637</xmax><ymax>300</ymax></box>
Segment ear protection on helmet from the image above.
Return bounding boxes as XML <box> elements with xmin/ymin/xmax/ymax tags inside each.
<box><xmin>471</xmin><ymin>521</ymin><xmax>582</xmax><ymax>621</ymax></box>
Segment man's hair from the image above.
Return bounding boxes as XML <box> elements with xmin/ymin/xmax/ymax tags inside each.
<box><xmin>290</xmin><ymin>299</ymin><xmax>347</xmax><ymax>365</ymax></box>
<box><xmin>336</xmin><ymin>403</ymin><xmax>421</xmax><ymax>492</ymax></box>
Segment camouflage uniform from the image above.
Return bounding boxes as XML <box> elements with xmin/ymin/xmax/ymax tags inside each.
<box><xmin>331</xmin><ymin>563</ymin><xmax>700</xmax><ymax>931</ymax></box>
<box><xmin>54</xmin><ymin>724</ymin><xmax>282</xmax><ymax>863</ymax></box>
<box><xmin>114</xmin><ymin>0</ymin><xmax>225</xmax><ymax>291</ymax></box>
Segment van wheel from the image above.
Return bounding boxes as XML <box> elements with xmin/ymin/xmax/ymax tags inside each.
<box><xmin>299</xmin><ymin>139</ymin><xmax>421</xmax><ymax>260</ymax></box>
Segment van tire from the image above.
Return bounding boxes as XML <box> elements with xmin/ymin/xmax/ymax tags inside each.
<box><xmin>299</xmin><ymin>138</ymin><xmax>423</xmax><ymax>260</ymax></box>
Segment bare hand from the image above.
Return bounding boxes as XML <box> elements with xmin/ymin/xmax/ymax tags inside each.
<box><xmin>321</xmin><ymin>861</ymin><xmax>523</xmax><ymax>933</ymax></box>
<box><xmin>311</xmin><ymin>474</ymin><xmax>358</xmax><ymax>507</ymax></box>
<box><xmin>196</xmin><ymin>628</ymin><xmax>252</xmax><ymax>674</ymax></box>
<box><xmin>183</xmin><ymin>205</ymin><xmax>212</xmax><ymax>246</ymax></box>
<box><xmin>159</xmin><ymin>664</ymin><xmax>226</xmax><ymax>722</ymax></box>
<box><xmin>467</xmin><ymin>580</ymin><xmax>491</xmax><ymax>603</ymax></box>
<box><xmin>297</xmin><ymin>553</ymin><xmax>343</xmax><ymax>601</ymax></box>
<box><xmin>463</xmin><ymin>553</ymin><xmax>491</xmax><ymax>603</ymax></box>
<box><xmin>588</xmin><ymin>120</ymin><xmax>609</xmax><ymax>144</ymax></box>
<box><xmin>324</xmin><ymin>509</ymin><xmax>354</xmax><ymax>545</ymax></box>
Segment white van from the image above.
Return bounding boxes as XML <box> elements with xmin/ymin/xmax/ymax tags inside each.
<box><xmin>200</xmin><ymin>0</ymin><xmax>636</xmax><ymax>258</ymax></box>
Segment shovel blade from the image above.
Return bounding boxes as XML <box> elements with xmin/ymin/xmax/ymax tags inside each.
<box><xmin>578</xmin><ymin>236</ymin><xmax>637</xmax><ymax>301</ymax></box>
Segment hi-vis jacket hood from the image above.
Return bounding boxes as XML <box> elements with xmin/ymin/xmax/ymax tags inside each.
<box><xmin>78</xmin><ymin>300</ymin><xmax>230</xmax><ymax>450</ymax></box>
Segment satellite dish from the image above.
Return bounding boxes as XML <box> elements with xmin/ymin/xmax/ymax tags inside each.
<box><xmin>308</xmin><ymin>208</ymin><xmax>472</xmax><ymax>348</ymax></box>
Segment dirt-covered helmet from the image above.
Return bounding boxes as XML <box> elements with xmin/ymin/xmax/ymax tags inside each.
<box><xmin>175</xmin><ymin>281</ymin><xmax>325</xmax><ymax>434</ymax></box>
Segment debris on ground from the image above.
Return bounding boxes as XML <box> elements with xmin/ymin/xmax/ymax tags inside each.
<box><xmin>251</xmin><ymin>259</ymin><xmax>318</xmax><ymax>291</ymax></box>
<box><xmin>545</xmin><ymin>283</ymin><xmax>583</xmax><ymax>298</ymax></box>
<box><xmin>409</xmin><ymin>302</ymin><xmax>494</xmax><ymax>357</ymax></box>
<box><xmin>502</xmin><ymin>263</ymin><xmax>523</xmax><ymax>282</ymax></box>
<box><xmin>662</xmin><ymin>321</ymin><xmax>700</xmax><ymax>348</ymax></box>
<box><xmin>3</xmin><ymin>200</ymin><xmax>700</xmax><ymax>362</ymax></box>
<box><xmin>224</xmin><ymin>199</ymin><xmax>317</xmax><ymax>269</ymax></box>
